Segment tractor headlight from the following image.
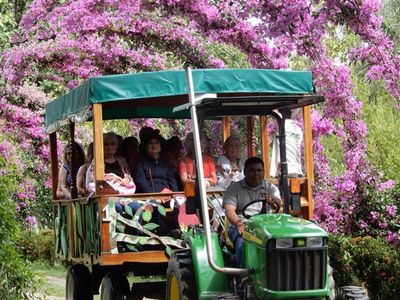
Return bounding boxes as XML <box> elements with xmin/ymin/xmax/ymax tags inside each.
<box><xmin>276</xmin><ymin>238</ymin><xmax>293</xmax><ymax>248</ymax></box>
<box><xmin>307</xmin><ymin>237</ymin><xmax>323</xmax><ymax>247</ymax></box>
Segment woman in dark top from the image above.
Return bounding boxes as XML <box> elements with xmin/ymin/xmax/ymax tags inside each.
<box><xmin>134</xmin><ymin>132</ymin><xmax>179</xmax><ymax>235</ymax></box>
<box><xmin>134</xmin><ymin>132</ymin><xmax>178</xmax><ymax>193</ymax></box>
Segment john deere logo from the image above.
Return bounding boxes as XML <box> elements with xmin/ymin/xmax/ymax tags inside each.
<box><xmin>296</xmin><ymin>239</ymin><xmax>305</xmax><ymax>247</ymax></box>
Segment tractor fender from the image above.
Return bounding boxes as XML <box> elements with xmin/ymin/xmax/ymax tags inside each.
<box><xmin>186</xmin><ymin>227</ymin><xmax>229</xmax><ymax>299</ymax></box>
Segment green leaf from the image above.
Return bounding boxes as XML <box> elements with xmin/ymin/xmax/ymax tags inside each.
<box><xmin>157</xmin><ymin>205</ymin><xmax>166</xmax><ymax>217</ymax></box>
<box><xmin>165</xmin><ymin>245</ymin><xmax>172</xmax><ymax>257</ymax></box>
<box><xmin>139</xmin><ymin>237</ymin><xmax>149</xmax><ymax>245</ymax></box>
<box><xmin>143</xmin><ymin>222</ymin><xmax>160</xmax><ymax>231</ymax></box>
<box><xmin>125</xmin><ymin>244</ymin><xmax>138</xmax><ymax>252</ymax></box>
<box><xmin>142</xmin><ymin>210</ymin><xmax>152</xmax><ymax>222</ymax></box>
<box><xmin>116</xmin><ymin>222</ymin><xmax>125</xmax><ymax>233</ymax></box>
<box><xmin>124</xmin><ymin>204</ymin><xmax>133</xmax><ymax>217</ymax></box>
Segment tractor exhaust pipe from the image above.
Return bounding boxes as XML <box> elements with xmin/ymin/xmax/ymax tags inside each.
<box><xmin>184</xmin><ymin>63</ymin><xmax>249</xmax><ymax>276</ymax></box>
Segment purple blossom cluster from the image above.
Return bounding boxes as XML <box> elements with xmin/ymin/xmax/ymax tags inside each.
<box><xmin>0</xmin><ymin>0</ymin><xmax>398</xmax><ymax>236</ymax></box>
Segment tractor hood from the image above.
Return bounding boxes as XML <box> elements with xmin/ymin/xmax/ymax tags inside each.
<box><xmin>244</xmin><ymin>214</ymin><xmax>327</xmax><ymax>246</ymax></box>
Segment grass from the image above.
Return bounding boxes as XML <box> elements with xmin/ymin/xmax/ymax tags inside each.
<box><xmin>33</xmin><ymin>261</ymin><xmax>67</xmax><ymax>299</ymax></box>
<box><xmin>32</xmin><ymin>260</ymin><xmax>164</xmax><ymax>299</ymax></box>
<box><xmin>33</xmin><ymin>261</ymin><xmax>67</xmax><ymax>278</ymax></box>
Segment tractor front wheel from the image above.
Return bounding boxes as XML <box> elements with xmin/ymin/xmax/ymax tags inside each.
<box><xmin>166</xmin><ymin>250</ymin><xmax>197</xmax><ymax>300</ymax></box>
<box><xmin>335</xmin><ymin>286</ymin><xmax>368</xmax><ymax>300</ymax></box>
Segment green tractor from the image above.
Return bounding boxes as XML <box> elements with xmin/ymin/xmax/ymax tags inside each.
<box><xmin>165</xmin><ymin>65</ymin><xmax>367</xmax><ymax>300</ymax></box>
<box><xmin>44</xmin><ymin>66</ymin><xmax>368</xmax><ymax>299</ymax></box>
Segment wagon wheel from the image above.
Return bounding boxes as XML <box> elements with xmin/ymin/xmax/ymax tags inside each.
<box><xmin>100</xmin><ymin>272</ymin><xmax>130</xmax><ymax>300</ymax></box>
<box><xmin>66</xmin><ymin>264</ymin><xmax>93</xmax><ymax>300</ymax></box>
<box><xmin>166</xmin><ymin>250</ymin><xmax>197</xmax><ymax>300</ymax></box>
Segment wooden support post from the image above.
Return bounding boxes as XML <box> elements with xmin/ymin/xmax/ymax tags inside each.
<box><xmin>303</xmin><ymin>105</ymin><xmax>314</xmax><ymax>220</ymax></box>
<box><xmin>49</xmin><ymin>132</ymin><xmax>59</xmax><ymax>200</ymax></box>
<box><xmin>92</xmin><ymin>104</ymin><xmax>112</xmax><ymax>255</ymax></box>
<box><xmin>247</xmin><ymin>116</ymin><xmax>256</xmax><ymax>157</ymax></box>
<box><xmin>222</xmin><ymin>116</ymin><xmax>231</xmax><ymax>143</ymax></box>
<box><xmin>92</xmin><ymin>103</ymin><xmax>105</xmax><ymax>193</ymax></box>
<box><xmin>260</xmin><ymin>116</ymin><xmax>270</xmax><ymax>178</ymax></box>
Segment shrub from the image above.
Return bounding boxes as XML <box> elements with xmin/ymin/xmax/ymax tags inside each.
<box><xmin>351</xmin><ymin>236</ymin><xmax>400</xmax><ymax>299</ymax></box>
<box><xmin>0</xmin><ymin>157</ymin><xmax>36</xmax><ymax>299</ymax></box>
<box><xmin>18</xmin><ymin>228</ymin><xmax>55</xmax><ymax>263</ymax></box>
<box><xmin>328</xmin><ymin>235</ymin><xmax>361</xmax><ymax>288</ymax></box>
<box><xmin>350</xmin><ymin>183</ymin><xmax>400</xmax><ymax>246</ymax></box>
<box><xmin>329</xmin><ymin>235</ymin><xmax>400</xmax><ymax>300</ymax></box>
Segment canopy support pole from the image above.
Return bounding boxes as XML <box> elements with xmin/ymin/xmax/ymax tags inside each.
<box><xmin>303</xmin><ymin>105</ymin><xmax>314</xmax><ymax>220</ymax></box>
<box><xmin>222</xmin><ymin>117</ymin><xmax>230</xmax><ymax>142</ymax></box>
<box><xmin>92</xmin><ymin>104</ymin><xmax>105</xmax><ymax>193</ymax></box>
<box><xmin>247</xmin><ymin>116</ymin><xmax>256</xmax><ymax>157</ymax></box>
<box><xmin>260</xmin><ymin>116</ymin><xmax>270</xmax><ymax>179</ymax></box>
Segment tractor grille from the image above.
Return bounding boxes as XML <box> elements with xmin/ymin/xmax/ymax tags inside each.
<box><xmin>266</xmin><ymin>240</ymin><xmax>327</xmax><ymax>291</ymax></box>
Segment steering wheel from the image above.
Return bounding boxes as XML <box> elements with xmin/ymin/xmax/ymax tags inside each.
<box><xmin>242</xmin><ymin>199</ymin><xmax>280</xmax><ymax>219</ymax></box>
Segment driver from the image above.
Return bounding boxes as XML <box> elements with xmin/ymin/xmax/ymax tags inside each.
<box><xmin>223</xmin><ymin>157</ymin><xmax>281</xmax><ymax>267</ymax></box>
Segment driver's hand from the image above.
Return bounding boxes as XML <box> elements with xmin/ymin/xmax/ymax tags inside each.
<box><xmin>237</xmin><ymin>221</ymin><xmax>246</xmax><ymax>234</ymax></box>
<box><xmin>266</xmin><ymin>196</ymin><xmax>274</xmax><ymax>205</ymax></box>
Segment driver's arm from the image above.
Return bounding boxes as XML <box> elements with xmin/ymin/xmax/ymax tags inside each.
<box><xmin>225</xmin><ymin>204</ymin><xmax>245</xmax><ymax>234</ymax></box>
<box><xmin>266</xmin><ymin>182</ymin><xmax>282</xmax><ymax>208</ymax></box>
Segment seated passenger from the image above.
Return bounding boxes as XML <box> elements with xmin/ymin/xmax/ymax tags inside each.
<box><xmin>222</xmin><ymin>157</ymin><xmax>281</xmax><ymax>267</ymax></box>
<box><xmin>86</xmin><ymin>132</ymin><xmax>133</xmax><ymax>193</ymax></box>
<box><xmin>120</xmin><ymin>136</ymin><xmax>139</xmax><ymax>176</ymax></box>
<box><xmin>216</xmin><ymin>135</ymin><xmax>245</xmax><ymax>190</ymax></box>
<box><xmin>134</xmin><ymin>132</ymin><xmax>178</xmax><ymax>193</ymax></box>
<box><xmin>134</xmin><ymin>132</ymin><xmax>179</xmax><ymax>235</ymax></box>
<box><xmin>179</xmin><ymin>133</ymin><xmax>217</xmax><ymax>188</ymax></box>
<box><xmin>163</xmin><ymin>136</ymin><xmax>184</xmax><ymax>190</ymax></box>
<box><xmin>77</xmin><ymin>142</ymin><xmax>93</xmax><ymax>197</ymax></box>
<box><xmin>138</xmin><ymin>126</ymin><xmax>165</xmax><ymax>157</ymax></box>
<box><xmin>56</xmin><ymin>174</ymin><xmax>65</xmax><ymax>199</ymax></box>
<box><xmin>57</xmin><ymin>142</ymin><xmax>85</xmax><ymax>199</ymax></box>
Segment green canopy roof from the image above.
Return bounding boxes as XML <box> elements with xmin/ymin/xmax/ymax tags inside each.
<box><xmin>44</xmin><ymin>69</ymin><xmax>316</xmax><ymax>133</ymax></box>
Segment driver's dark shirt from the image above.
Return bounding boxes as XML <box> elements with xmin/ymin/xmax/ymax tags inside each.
<box><xmin>222</xmin><ymin>179</ymin><xmax>280</xmax><ymax>222</ymax></box>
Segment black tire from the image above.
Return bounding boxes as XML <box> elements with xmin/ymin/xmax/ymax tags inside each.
<box><xmin>166</xmin><ymin>250</ymin><xmax>197</xmax><ymax>300</ymax></box>
<box><xmin>335</xmin><ymin>286</ymin><xmax>368</xmax><ymax>300</ymax></box>
<box><xmin>100</xmin><ymin>272</ymin><xmax>130</xmax><ymax>300</ymax></box>
<box><xmin>66</xmin><ymin>264</ymin><xmax>93</xmax><ymax>300</ymax></box>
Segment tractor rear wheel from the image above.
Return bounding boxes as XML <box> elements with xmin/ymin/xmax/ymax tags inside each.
<box><xmin>100</xmin><ymin>272</ymin><xmax>130</xmax><ymax>300</ymax></box>
<box><xmin>166</xmin><ymin>250</ymin><xmax>197</xmax><ymax>300</ymax></box>
<box><xmin>66</xmin><ymin>264</ymin><xmax>93</xmax><ymax>300</ymax></box>
<box><xmin>335</xmin><ymin>286</ymin><xmax>368</xmax><ymax>300</ymax></box>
